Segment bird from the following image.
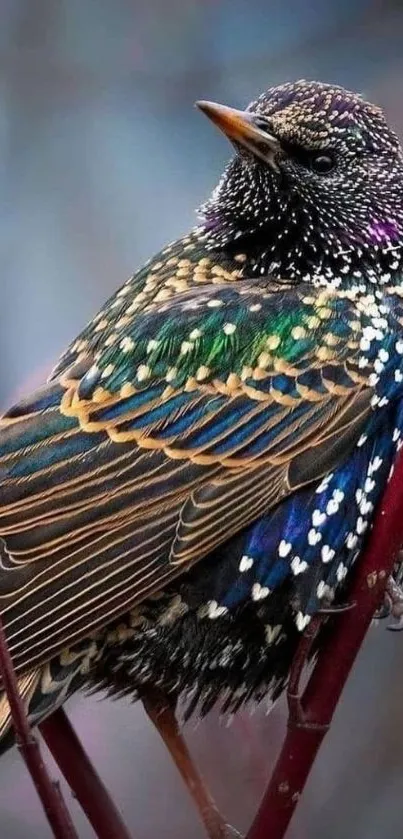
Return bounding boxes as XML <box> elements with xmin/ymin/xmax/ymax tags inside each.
<box><xmin>1</xmin><ymin>79</ymin><xmax>403</xmax><ymax>832</ymax></box>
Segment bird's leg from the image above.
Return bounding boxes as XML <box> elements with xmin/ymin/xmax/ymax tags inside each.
<box><xmin>288</xmin><ymin>600</ymin><xmax>357</xmax><ymax>726</ymax></box>
<box><xmin>287</xmin><ymin>614</ymin><xmax>323</xmax><ymax>726</ymax></box>
<box><xmin>142</xmin><ymin>689</ymin><xmax>231</xmax><ymax>839</ymax></box>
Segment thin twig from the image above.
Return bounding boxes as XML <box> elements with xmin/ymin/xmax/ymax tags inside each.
<box><xmin>0</xmin><ymin>619</ymin><xmax>78</xmax><ymax>838</ymax></box>
<box><xmin>246</xmin><ymin>448</ymin><xmax>403</xmax><ymax>839</ymax></box>
<box><xmin>40</xmin><ymin>707</ymin><xmax>133</xmax><ymax>839</ymax></box>
<box><xmin>143</xmin><ymin>689</ymin><xmax>229</xmax><ymax>839</ymax></box>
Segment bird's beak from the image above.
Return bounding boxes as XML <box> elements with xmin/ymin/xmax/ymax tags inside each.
<box><xmin>196</xmin><ymin>100</ymin><xmax>280</xmax><ymax>171</ymax></box>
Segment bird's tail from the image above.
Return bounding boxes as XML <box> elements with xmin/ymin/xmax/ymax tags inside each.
<box><xmin>0</xmin><ymin>670</ymin><xmax>41</xmax><ymax>744</ymax></box>
<box><xmin>0</xmin><ymin>641</ymin><xmax>100</xmax><ymax>755</ymax></box>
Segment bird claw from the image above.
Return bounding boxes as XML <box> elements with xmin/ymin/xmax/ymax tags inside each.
<box><xmin>224</xmin><ymin>824</ymin><xmax>244</xmax><ymax>838</ymax></box>
<box><xmin>317</xmin><ymin>600</ymin><xmax>356</xmax><ymax>616</ymax></box>
<box><xmin>375</xmin><ymin>599</ymin><xmax>392</xmax><ymax>620</ymax></box>
<box><xmin>387</xmin><ymin>615</ymin><xmax>403</xmax><ymax>632</ymax></box>
<box><xmin>386</xmin><ymin>575</ymin><xmax>403</xmax><ymax>630</ymax></box>
<box><xmin>374</xmin><ymin>575</ymin><xmax>403</xmax><ymax>629</ymax></box>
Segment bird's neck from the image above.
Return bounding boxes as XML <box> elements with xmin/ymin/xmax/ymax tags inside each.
<box><xmin>195</xmin><ymin>222</ymin><xmax>403</xmax><ymax>293</ymax></box>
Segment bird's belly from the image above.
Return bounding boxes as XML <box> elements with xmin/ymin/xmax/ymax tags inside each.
<box><xmin>88</xmin><ymin>580</ymin><xmax>300</xmax><ymax>717</ymax></box>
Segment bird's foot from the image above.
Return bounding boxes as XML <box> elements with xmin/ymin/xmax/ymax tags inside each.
<box><xmin>373</xmin><ymin>575</ymin><xmax>403</xmax><ymax>628</ymax></box>
<box><xmin>384</xmin><ymin>576</ymin><xmax>403</xmax><ymax>630</ymax></box>
<box><xmin>224</xmin><ymin>824</ymin><xmax>244</xmax><ymax>838</ymax></box>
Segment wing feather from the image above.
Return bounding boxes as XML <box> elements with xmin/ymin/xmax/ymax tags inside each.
<box><xmin>0</xmin><ymin>278</ymin><xmax>379</xmax><ymax>674</ymax></box>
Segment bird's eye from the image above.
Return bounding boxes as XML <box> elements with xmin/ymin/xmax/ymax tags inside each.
<box><xmin>254</xmin><ymin>116</ymin><xmax>272</xmax><ymax>132</ymax></box>
<box><xmin>310</xmin><ymin>152</ymin><xmax>336</xmax><ymax>174</ymax></box>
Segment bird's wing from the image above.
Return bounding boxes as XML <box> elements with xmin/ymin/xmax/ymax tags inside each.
<box><xmin>50</xmin><ymin>232</ymin><xmax>244</xmax><ymax>380</ymax></box>
<box><xmin>0</xmin><ymin>280</ymin><xmax>375</xmax><ymax>674</ymax></box>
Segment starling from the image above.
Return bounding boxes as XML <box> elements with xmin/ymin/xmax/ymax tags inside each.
<box><xmin>1</xmin><ymin>79</ymin><xmax>403</xmax><ymax>746</ymax></box>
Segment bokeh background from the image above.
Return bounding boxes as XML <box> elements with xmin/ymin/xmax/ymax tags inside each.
<box><xmin>1</xmin><ymin>1</ymin><xmax>403</xmax><ymax>836</ymax></box>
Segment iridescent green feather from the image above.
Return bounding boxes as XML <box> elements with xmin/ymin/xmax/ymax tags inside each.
<box><xmin>77</xmin><ymin>283</ymin><xmax>360</xmax><ymax>401</ymax></box>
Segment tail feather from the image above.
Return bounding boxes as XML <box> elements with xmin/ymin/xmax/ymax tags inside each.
<box><xmin>0</xmin><ymin>639</ymin><xmax>102</xmax><ymax>754</ymax></box>
<box><xmin>0</xmin><ymin>669</ymin><xmax>41</xmax><ymax>742</ymax></box>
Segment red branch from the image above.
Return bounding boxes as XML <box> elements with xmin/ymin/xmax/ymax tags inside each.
<box><xmin>246</xmin><ymin>448</ymin><xmax>403</xmax><ymax>839</ymax></box>
<box><xmin>40</xmin><ymin>708</ymin><xmax>133</xmax><ymax>839</ymax></box>
<box><xmin>0</xmin><ymin>620</ymin><xmax>78</xmax><ymax>839</ymax></box>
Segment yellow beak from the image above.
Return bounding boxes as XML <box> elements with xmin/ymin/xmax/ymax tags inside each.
<box><xmin>196</xmin><ymin>100</ymin><xmax>280</xmax><ymax>169</ymax></box>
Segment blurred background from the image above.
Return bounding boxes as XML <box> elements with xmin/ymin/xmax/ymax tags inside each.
<box><xmin>1</xmin><ymin>0</ymin><xmax>403</xmax><ymax>836</ymax></box>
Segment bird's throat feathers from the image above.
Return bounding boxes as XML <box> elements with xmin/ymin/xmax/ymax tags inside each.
<box><xmin>198</xmin><ymin>156</ymin><xmax>403</xmax><ymax>291</ymax></box>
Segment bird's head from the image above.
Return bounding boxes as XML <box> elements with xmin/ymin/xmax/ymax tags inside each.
<box><xmin>197</xmin><ymin>80</ymin><xmax>403</xmax><ymax>286</ymax></box>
